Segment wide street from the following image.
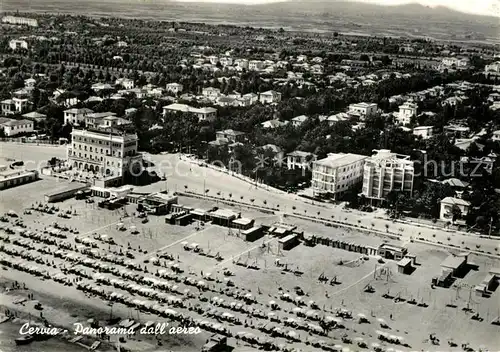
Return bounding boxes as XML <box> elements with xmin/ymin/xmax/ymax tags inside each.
<box><xmin>1</xmin><ymin>143</ymin><xmax>499</xmax><ymax>255</ymax></box>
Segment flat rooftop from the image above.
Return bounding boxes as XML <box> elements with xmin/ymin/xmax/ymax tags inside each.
<box><xmin>441</xmin><ymin>254</ymin><xmax>467</xmax><ymax>270</ymax></box>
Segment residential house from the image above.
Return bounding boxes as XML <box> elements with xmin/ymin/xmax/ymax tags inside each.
<box><xmin>0</xmin><ymin>118</ymin><xmax>34</xmax><ymax>136</ymax></box>
<box><xmin>259</xmin><ymin>90</ymin><xmax>281</xmax><ymax>104</ymax></box>
<box><xmin>260</xmin><ymin>144</ymin><xmax>284</xmax><ymax>165</ymax></box>
<box><xmin>485</xmin><ymin>61</ymin><xmax>500</xmax><ymax>76</ymax></box>
<box><xmin>396</xmin><ymin>101</ymin><xmax>418</xmax><ymax>125</ymax></box>
<box><xmin>413</xmin><ymin>126</ymin><xmax>435</xmax><ymax>139</ymax></box>
<box><xmin>219</xmin><ymin>57</ymin><xmax>233</xmax><ymax>66</ymax></box>
<box><xmin>85</xmin><ymin>112</ymin><xmax>117</xmax><ymax>128</ymax></box>
<box><xmin>441</xmin><ymin>57</ymin><xmax>469</xmax><ymax>69</ymax></box>
<box><xmin>22</xmin><ymin>111</ymin><xmax>46</xmax><ymax>122</ymax></box>
<box><xmin>0</xmin><ymin>99</ymin><xmax>15</xmax><ymax>115</ymax></box>
<box><xmin>492</xmin><ymin>130</ymin><xmax>500</xmax><ymax>142</ymax></box>
<box><xmin>440</xmin><ymin>197</ymin><xmax>471</xmax><ymax>222</ymax></box>
<box><xmin>287</xmin><ymin>151</ymin><xmax>317</xmax><ymax>170</ymax></box>
<box><xmin>348</xmin><ymin>102</ymin><xmax>378</xmax><ymax>119</ymax></box>
<box><xmin>166</xmin><ymin>83</ymin><xmax>183</xmax><ymax>95</ymax></box>
<box><xmin>91</xmin><ymin>83</ymin><xmax>115</xmax><ymax>93</ymax></box>
<box><xmin>9</xmin><ymin>39</ymin><xmax>28</xmax><ymax>50</ymax></box>
<box><xmin>249</xmin><ymin>60</ymin><xmax>265</xmax><ymax>71</ymax></box>
<box><xmin>261</xmin><ymin>119</ymin><xmax>288</xmax><ymax>129</ymax></box>
<box><xmin>162</xmin><ymin>103</ymin><xmax>217</xmax><ymax>122</ymax></box>
<box><xmin>326</xmin><ymin>113</ymin><xmax>349</xmax><ymax>126</ymax></box>
<box><xmin>312</xmin><ymin>153</ymin><xmax>368</xmax><ymax>198</ymax></box>
<box><xmin>115</xmin><ymin>78</ymin><xmax>134</xmax><ymax>90</ymax></box>
<box><xmin>291</xmin><ymin>115</ymin><xmax>308</xmax><ymax>127</ymax></box>
<box><xmin>234</xmin><ymin>59</ymin><xmax>249</xmax><ymax>70</ymax></box>
<box><xmin>444</xmin><ymin>124</ymin><xmax>470</xmax><ymax>138</ymax></box>
<box><xmin>24</xmin><ymin>78</ymin><xmax>36</xmax><ymax>88</ymax></box>
<box><xmin>362</xmin><ymin>149</ymin><xmax>415</xmax><ymax>203</ymax></box>
<box><xmin>64</xmin><ymin>108</ymin><xmax>93</xmax><ymax>125</ymax></box>
<box><xmin>202</xmin><ymin>87</ymin><xmax>221</xmax><ymax>100</ymax></box>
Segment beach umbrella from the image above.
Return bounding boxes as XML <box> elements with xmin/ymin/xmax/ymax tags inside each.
<box><xmin>354</xmin><ymin>337</ymin><xmax>364</xmax><ymax>342</ymax></box>
<box><xmin>371</xmin><ymin>342</ymin><xmax>380</xmax><ymax>348</ymax></box>
<box><xmin>357</xmin><ymin>313</ymin><xmax>366</xmax><ymax>318</ymax></box>
<box><xmin>377</xmin><ymin>318</ymin><xmax>386</xmax><ymax>324</ymax></box>
<box><xmin>342</xmin><ymin>348</ymin><xmax>350</xmax><ymax>352</ymax></box>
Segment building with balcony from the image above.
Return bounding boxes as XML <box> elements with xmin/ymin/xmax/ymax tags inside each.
<box><xmin>312</xmin><ymin>153</ymin><xmax>368</xmax><ymax>198</ymax></box>
<box><xmin>396</xmin><ymin>101</ymin><xmax>418</xmax><ymax>125</ymax></box>
<box><xmin>362</xmin><ymin>149</ymin><xmax>414</xmax><ymax>203</ymax></box>
<box><xmin>286</xmin><ymin>151</ymin><xmax>317</xmax><ymax>170</ymax></box>
<box><xmin>67</xmin><ymin>127</ymin><xmax>143</xmax><ymax>182</ymax></box>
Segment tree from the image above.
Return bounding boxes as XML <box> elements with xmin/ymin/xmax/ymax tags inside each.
<box><xmin>450</xmin><ymin>204</ymin><xmax>462</xmax><ymax>224</ymax></box>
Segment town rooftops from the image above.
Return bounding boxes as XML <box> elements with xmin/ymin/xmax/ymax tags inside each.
<box><xmin>314</xmin><ymin>153</ymin><xmax>367</xmax><ymax>169</ymax></box>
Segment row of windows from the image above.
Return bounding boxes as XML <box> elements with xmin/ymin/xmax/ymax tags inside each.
<box><xmin>70</xmin><ymin>152</ymin><xmax>122</xmax><ymax>167</ymax></box>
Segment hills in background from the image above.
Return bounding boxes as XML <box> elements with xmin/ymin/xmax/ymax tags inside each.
<box><xmin>2</xmin><ymin>0</ymin><xmax>499</xmax><ymax>42</ymax></box>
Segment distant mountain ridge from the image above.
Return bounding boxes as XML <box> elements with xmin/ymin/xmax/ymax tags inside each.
<box><xmin>2</xmin><ymin>0</ymin><xmax>499</xmax><ymax>41</ymax></box>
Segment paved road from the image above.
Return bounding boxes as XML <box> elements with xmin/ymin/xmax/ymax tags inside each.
<box><xmin>1</xmin><ymin>144</ymin><xmax>498</xmax><ymax>255</ymax></box>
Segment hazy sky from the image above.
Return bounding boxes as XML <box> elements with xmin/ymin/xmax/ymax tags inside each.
<box><xmin>174</xmin><ymin>0</ymin><xmax>500</xmax><ymax>17</ymax></box>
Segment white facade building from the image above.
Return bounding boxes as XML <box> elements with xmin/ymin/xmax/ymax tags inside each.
<box><xmin>312</xmin><ymin>153</ymin><xmax>368</xmax><ymax>197</ymax></box>
<box><xmin>68</xmin><ymin>128</ymin><xmax>142</xmax><ymax>178</ymax></box>
<box><xmin>115</xmin><ymin>78</ymin><xmax>134</xmax><ymax>90</ymax></box>
<box><xmin>162</xmin><ymin>103</ymin><xmax>217</xmax><ymax>122</ymax></box>
<box><xmin>348</xmin><ymin>102</ymin><xmax>377</xmax><ymax>119</ymax></box>
<box><xmin>362</xmin><ymin>149</ymin><xmax>414</xmax><ymax>202</ymax></box>
<box><xmin>492</xmin><ymin>130</ymin><xmax>500</xmax><ymax>142</ymax></box>
<box><xmin>413</xmin><ymin>126</ymin><xmax>435</xmax><ymax>139</ymax></box>
<box><xmin>286</xmin><ymin>151</ymin><xmax>317</xmax><ymax>170</ymax></box>
<box><xmin>249</xmin><ymin>60</ymin><xmax>266</xmax><ymax>71</ymax></box>
<box><xmin>9</xmin><ymin>39</ymin><xmax>28</xmax><ymax>50</ymax></box>
<box><xmin>2</xmin><ymin>16</ymin><xmax>38</xmax><ymax>27</ymax></box>
<box><xmin>64</xmin><ymin>108</ymin><xmax>93</xmax><ymax>125</ymax></box>
<box><xmin>166</xmin><ymin>83</ymin><xmax>183</xmax><ymax>95</ymax></box>
<box><xmin>485</xmin><ymin>61</ymin><xmax>500</xmax><ymax>76</ymax></box>
<box><xmin>0</xmin><ymin>119</ymin><xmax>34</xmax><ymax>136</ymax></box>
<box><xmin>259</xmin><ymin>90</ymin><xmax>281</xmax><ymax>104</ymax></box>
<box><xmin>440</xmin><ymin>197</ymin><xmax>471</xmax><ymax>222</ymax></box>
<box><xmin>396</xmin><ymin>101</ymin><xmax>418</xmax><ymax>125</ymax></box>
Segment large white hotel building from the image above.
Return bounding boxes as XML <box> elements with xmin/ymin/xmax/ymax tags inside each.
<box><xmin>362</xmin><ymin>149</ymin><xmax>414</xmax><ymax>203</ymax></box>
<box><xmin>67</xmin><ymin>127</ymin><xmax>143</xmax><ymax>185</ymax></box>
<box><xmin>312</xmin><ymin>153</ymin><xmax>368</xmax><ymax>198</ymax></box>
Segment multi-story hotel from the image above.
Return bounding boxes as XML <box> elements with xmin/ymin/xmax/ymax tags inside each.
<box><xmin>67</xmin><ymin>127</ymin><xmax>143</xmax><ymax>184</ymax></box>
<box><xmin>362</xmin><ymin>149</ymin><xmax>414</xmax><ymax>203</ymax></box>
<box><xmin>312</xmin><ymin>153</ymin><xmax>368</xmax><ymax>198</ymax></box>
